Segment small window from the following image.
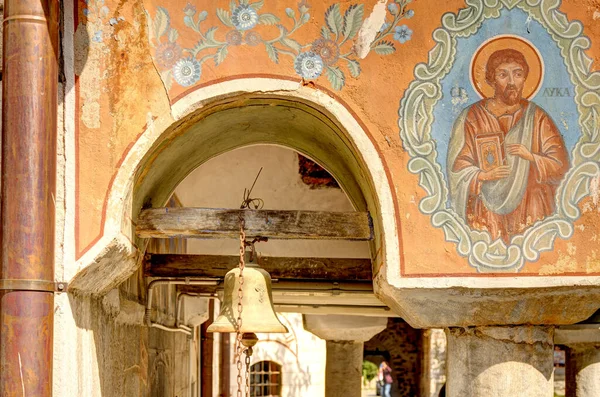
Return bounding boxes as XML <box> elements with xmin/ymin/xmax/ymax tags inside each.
<box><xmin>250</xmin><ymin>360</ymin><xmax>282</xmax><ymax>397</ymax></box>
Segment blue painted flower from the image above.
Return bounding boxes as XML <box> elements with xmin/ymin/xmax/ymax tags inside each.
<box><xmin>387</xmin><ymin>3</ymin><xmax>399</xmax><ymax>14</ymax></box>
<box><xmin>285</xmin><ymin>7</ymin><xmax>295</xmax><ymax>18</ymax></box>
<box><xmin>379</xmin><ymin>20</ymin><xmax>390</xmax><ymax>32</ymax></box>
<box><xmin>92</xmin><ymin>30</ymin><xmax>103</xmax><ymax>43</ymax></box>
<box><xmin>183</xmin><ymin>3</ymin><xmax>196</xmax><ymax>17</ymax></box>
<box><xmin>294</xmin><ymin>52</ymin><xmax>324</xmax><ymax>79</ymax></box>
<box><xmin>405</xmin><ymin>9</ymin><xmax>415</xmax><ymax>19</ymax></box>
<box><xmin>231</xmin><ymin>4</ymin><xmax>259</xmax><ymax>31</ymax></box>
<box><xmin>394</xmin><ymin>25</ymin><xmax>413</xmax><ymax>43</ymax></box>
<box><xmin>173</xmin><ymin>57</ymin><xmax>201</xmax><ymax>87</ymax></box>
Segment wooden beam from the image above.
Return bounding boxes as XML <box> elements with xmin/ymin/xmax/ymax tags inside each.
<box><xmin>145</xmin><ymin>254</ymin><xmax>372</xmax><ymax>281</ymax></box>
<box><xmin>136</xmin><ymin>208</ymin><xmax>373</xmax><ymax>240</ymax></box>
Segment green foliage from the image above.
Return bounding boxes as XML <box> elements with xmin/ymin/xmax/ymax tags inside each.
<box><xmin>362</xmin><ymin>360</ymin><xmax>378</xmax><ymax>383</ymax></box>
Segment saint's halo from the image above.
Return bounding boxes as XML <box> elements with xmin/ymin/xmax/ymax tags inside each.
<box><xmin>470</xmin><ymin>34</ymin><xmax>544</xmax><ymax>100</ymax></box>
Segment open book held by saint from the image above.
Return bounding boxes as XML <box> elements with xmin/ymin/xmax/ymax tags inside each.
<box><xmin>448</xmin><ymin>48</ymin><xmax>569</xmax><ymax>242</ymax></box>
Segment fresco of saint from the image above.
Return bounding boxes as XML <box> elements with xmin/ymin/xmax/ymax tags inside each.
<box><xmin>448</xmin><ymin>43</ymin><xmax>569</xmax><ymax>243</ymax></box>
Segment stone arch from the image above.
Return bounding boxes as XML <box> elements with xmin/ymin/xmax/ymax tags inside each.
<box><xmin>69</xmin><ymin>78</ymin><xmax>399</xmax><ymax>295</ymax></box>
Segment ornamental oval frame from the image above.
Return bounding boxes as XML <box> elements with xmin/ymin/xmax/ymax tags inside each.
<box><xmin>398</xmin><ymin>0</ymin><xmax>600</xmax><ymax>272</ymax></box>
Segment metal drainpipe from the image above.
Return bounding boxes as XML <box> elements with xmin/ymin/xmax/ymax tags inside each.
<box><xmin>0</xmin><ymin>0</ymin><xmax>59</xmax><ymax>395</ymax></box>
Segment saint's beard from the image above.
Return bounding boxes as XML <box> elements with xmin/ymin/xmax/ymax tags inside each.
<box><xmin>498</xmin><ymin>84</ymin><xmax>522</xmax><ymax>105</ymax></box>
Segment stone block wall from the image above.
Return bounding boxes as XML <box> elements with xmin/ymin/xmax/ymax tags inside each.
<box><xmin>364</xmin><ymin>318</ymin><xmax>422</xmax><ymax>397</ymax></box>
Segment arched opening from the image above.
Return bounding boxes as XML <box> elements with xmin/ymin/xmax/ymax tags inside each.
<box><xmin>65</xmin><ymin>78</ymin><xmax>402</xmax><ymax>397</ymax></box>
<box><xmin>132</xmin><ymin>93</ymin><xmax>391</xmax><ymax>268</ymax></box>
<box><xmin>69</xmin><ymin>79</ymin><xmax>399</xmax><ymax>313</ymax></box>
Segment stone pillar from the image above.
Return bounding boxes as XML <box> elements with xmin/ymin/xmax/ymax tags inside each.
<box><xmin>555</xmin><ymin>324</ymin><xmax>600</xmax><ymax>397</ymax></box>
<box><xmin>304</xmin><ymin>314</ymin><xmax>388</xmax><ymax>397</ymax></box>
<box><xmin>446</xmin><ymin>326</ymin><xmax>554</xmax><ymax>397</ymax></box>
<box><xmin>565</xmin><ymin>344</ymin><xmax>600</xmax><ymax>397</ymax></box>
<box><xmin>325</xmin><ymin>340</ymin><xmax>364</xmax><ymax>396</ymax></box>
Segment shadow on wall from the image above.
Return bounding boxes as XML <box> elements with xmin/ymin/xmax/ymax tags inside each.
<box><xmin>67</xmin><ymin>292</ymin><xmax>192</xmax><ymax>397</ymax></box>
<box><xmin>66</xmin><ymin>195</ymin><xmax>192</xmax><ymax>397</ymax></box>
<box><xmin>254</xmin><ymin>314</ymin><xmax>314</xmax><ymax>397</ymax></box>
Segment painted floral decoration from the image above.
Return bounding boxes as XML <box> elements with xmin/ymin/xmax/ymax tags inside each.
<box><xmin>311</xmin><ymin>38</ymin><xmax>340</xmax><ymax>65</ymax></box>
<box><xmin>173</xmin><ymin>57</ymin><xmax>202</xmax><ymax>86</ymax></box>
<box><xmin>231</xmin><ymin>4</ymin><xmax>260</xmax><ymax>30</ymax></box>
<box><xmin>394</xmin><ymin>25</ymin><xmax>413</xmax><ymax>43</ymax></box>
<box><xmin>156</xmin><ymin>42</ymin><xmax>183</xmax><ymax>69</ymax></box>
<box><xmin>147</xmin><ymin>0</ymin><xmax>415</xmax><ymax>91</ymax></box>
<box><xmin>294</xmin><ymin>52</ymin><xmax>324</xmax><ymax>79</ymax></box>
<box><xmin>83</xmin><ymin>0</ymin><xmax>110</xmax><ymax>43</ymax></box>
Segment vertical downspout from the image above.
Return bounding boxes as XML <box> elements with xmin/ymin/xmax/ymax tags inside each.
<box><xmin>220</xmin><ymin>332</ymin><xmax>231</xmax><ymax>397</ymax></box>
<box><xmin>201</xmin><ymin>299</ymin><xmax>215</xmax><ymax>397</ymax></box>
<box><xmin>0</xmin><ymin>0</ymin><xmax>59</xmax><ymax>395</ymax></box>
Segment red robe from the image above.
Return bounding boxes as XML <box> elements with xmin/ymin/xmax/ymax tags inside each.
<box><xmin>452</xmin><ymin>99</ymin><xmax>569</xmax><ymax>242</ymax></box>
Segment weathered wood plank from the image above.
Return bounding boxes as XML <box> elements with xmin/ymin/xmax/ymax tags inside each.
<box><xmin>136</xmin><ymin>208</ymin><xmax>373</xmax><ymax>240</ymax></box>
<box><xmin>145</xmin><ymin>254</ymin><xmax>372</xmax><ymax>281</ymax></box>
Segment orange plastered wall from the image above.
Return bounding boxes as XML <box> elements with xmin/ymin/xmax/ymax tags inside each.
<box><xmin>74</xmin><ymin>0</ymin><xmax>600</xmax><ymax>276</ymax></box>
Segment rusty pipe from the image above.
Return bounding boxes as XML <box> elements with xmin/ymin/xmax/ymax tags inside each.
<box><xmin>0</xmin><ymin>1</ymin><xmax>59</xmax><ymax>395</ymax></box>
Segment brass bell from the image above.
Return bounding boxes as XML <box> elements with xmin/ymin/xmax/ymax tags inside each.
<box><xmin>207</xmin><ymin>258</ymin><xmax>288</xmax><ymax>334</ymax></box>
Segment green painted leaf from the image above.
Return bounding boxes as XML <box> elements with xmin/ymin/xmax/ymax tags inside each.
<box><xmin>168</xmin><ymin>28</ymin><xmax>179</xmax><ymax>43</ymax></box>
<box><xmin>320</xmin><ymin>26</ymin><xmax>330</xmax><ymax>40</ymax></box>
<box><xmin>250</xmin><ymin>0</ymin><xmax>264</xmax><ymax>11</ymax></box>
<box><xmin>240</xmin><ymin>0</ymin><xmax>250</xmax><ymax>5</ymax></box>
<box><xmin>342</xmin><ymin>4</ymin><xmax>364</xmax><ymax>41</ymax></box>
<box><xmin>191</xmin><ymin>40</ymin><xmax>208</xmax><ymax>56</ymax></box>
<box><xmin>281</xmin><ymin>37</ymin><xmax>301</xmax><ymax>53</ymax></box>
<box><xmin>259</xmin><ymin>13</ymin><xmax>280</xmax><ymax>25</ymax></box>
<box><xmin>153</xmin><ymin>7</ymin><xmax>170</xmax><ymax>40</ymax></box>
<box><xmin>229</xmin><ymin>0</ymin><xmax>236</xmax><ymax>12</ymax></box>
<box><xmin>326</xmin><ymin>66</ymin><xmax>345</xmax><ymax>90</ymax></box>
<box><xmin>215</xmin><ymin>46</ymin><xmax>229</xmax><ymax>66</ymax></box>
<box><xmin>216</xmin><ymin>8</ymin><xmax>234</xmax><ymax>27</ymax></box>
<box><xmin>184</xmin><ymin>15</ymin><xmax>196</xmax><ymax>30</ymax></box>
<box><xmin>205</xmin><ymin>27</ymin><xmax>218</xmax><ymax>44</ymax></box>
<box><xmin>265</xmin><ymin>42</ymin><xmax>279</xmax><ymax>63</ymax></box>
<box><xmin>373</xmin><ymin>41</ymin><xmax>395</xmax><ymax>55</ymax></box>
<box><xmin>346</xmin><ymin>59</ymin><xmax>361</xmax><ymax>78</ymax></box>
<box><xmin>325</xmin><ymin>4</ymin><xmax>343</xmax><ymax>37</ymax></box>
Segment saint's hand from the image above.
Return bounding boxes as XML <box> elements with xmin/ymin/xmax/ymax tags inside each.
<box><xmin>478</xmin><ymin>165</ymin><xmax>510</xmax><ymax>181</ymax></box>
<box><xmin>506</xmin><ymin>144</ymin><xmax>534</xmax><ymax>162</ymax></box>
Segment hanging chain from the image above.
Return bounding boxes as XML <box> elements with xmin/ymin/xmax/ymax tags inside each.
<box><xmin>245</xmin><ymin>348</ymin><xmax>252</xmax><ymax>397</ymax></box>
<box><xmin>236</xmin><ymin>215</ymin><xmax>246</xmax><ymax>397</ymax></box>
<box><xmin>236</xmin><ymin>169</ymin><xmax>263</xmax><ymax>397</ymax></box>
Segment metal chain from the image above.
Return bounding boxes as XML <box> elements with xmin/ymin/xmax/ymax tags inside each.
<box><xmin>236</xmin><ymin>215</ymin><xmax>246</xmax><ymax>397</ymax></box>
<box><xmin>245</xmin><ymin>348</ymin><xmax>251</xmax><ymax>397</ymax></box>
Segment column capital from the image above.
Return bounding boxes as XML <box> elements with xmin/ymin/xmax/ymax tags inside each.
<box><xmin>555</xmin><ymin>324</ymin><xmax>600</xmax><ymax>346</ymax></box>
<box><xmin>303</xmin><ymin>314</ymin><xmax>387</xmax><ymax>341</ymax></box>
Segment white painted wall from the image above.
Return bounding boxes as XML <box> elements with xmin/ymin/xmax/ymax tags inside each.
<box><xmin>224</xmin><ymin>313</ymin><xmax>327</xmax><ymax>397</ymax></box>
<box><xmin>175</xmin><ymin>144</ymin><xmax>370</xmax><ymax>259</ymax></box>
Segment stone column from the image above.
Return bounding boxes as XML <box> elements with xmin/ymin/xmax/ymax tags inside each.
<box><xmin>446</xmin><ymin>326</ymin><xmax>554</xmax><ymax>397</ymax></box>
<box><xmin>304</xmin><ymin>314</ymin><xmax>388</xmax><ymax>397</ymax></box>
<box><xmin>555</xmin><ymin>324</ymin><xmax>600</xmax><ymax>397</ymax></box>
